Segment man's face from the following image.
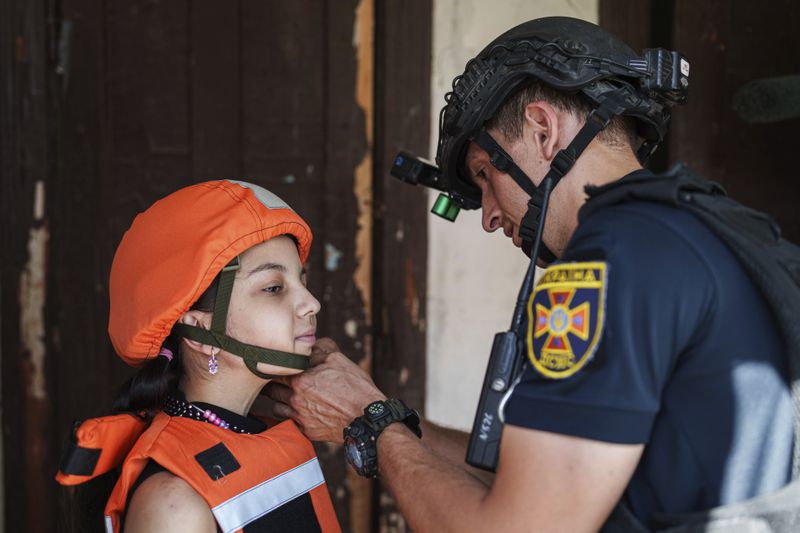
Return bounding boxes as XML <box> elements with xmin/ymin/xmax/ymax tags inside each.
<box><xmin>463</xmin><ymin>133</ymin><xmax>541</xmax><ymax>249</ymax></box>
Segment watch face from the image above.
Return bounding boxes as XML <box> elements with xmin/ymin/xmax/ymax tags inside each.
<box><xmin>345</xmin><ymin>439</ymin><xmax>364</xmax><ymax>469</ymax></box>
<box><xmin>366</xmin><ymin>402</ymin><xmax>386</xmax><ymax>417</ymax></box>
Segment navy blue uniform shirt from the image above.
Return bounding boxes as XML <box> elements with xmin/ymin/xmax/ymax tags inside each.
<box><xmin>504</xmin><ymin>170</ymin><xmax>794</xmax><ymax>525</ymax></box>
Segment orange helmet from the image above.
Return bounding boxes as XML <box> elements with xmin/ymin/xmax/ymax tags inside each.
<box><xmin>109</xmin><ymin>180</ymin><xmax>313</xmax><ymax>377</ymax></box>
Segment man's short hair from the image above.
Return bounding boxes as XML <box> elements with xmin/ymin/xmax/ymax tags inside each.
<box><xmin>486</xmin><ymin>80</ymin><xmax>639</xmax><ymax>150</ymax></box>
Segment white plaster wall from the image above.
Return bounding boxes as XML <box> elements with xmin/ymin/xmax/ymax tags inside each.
<box><xmin>426</xmin><ymin>0</ymin><xmax>599</xmax><ymax>430</ymax></box>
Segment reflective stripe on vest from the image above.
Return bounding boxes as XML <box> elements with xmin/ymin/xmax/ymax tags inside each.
<box><xmin>212</xmin><ymin>457</ymin><xmax>324</xmax><ymax>532</ymax></box>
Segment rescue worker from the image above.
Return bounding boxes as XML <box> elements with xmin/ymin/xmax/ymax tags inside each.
<box><xmin>266</xmin><ymin>17</ymin><xmax>800</xmax><ymax>531</ymax></box>
<box><xmin>56</xmin><ymin>180</ymin><xmax>341</xmax><ymax>532</ymax></box>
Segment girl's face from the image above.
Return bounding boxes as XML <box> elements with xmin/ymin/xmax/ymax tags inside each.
<box><xmin>225</xmin><ymin>236</ymin><xmax>321</xmax><ymax>375</ymax></box>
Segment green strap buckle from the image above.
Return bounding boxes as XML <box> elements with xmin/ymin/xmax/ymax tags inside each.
<box><xmin>222</xmin><ymin>256</ymin><xmax>241</xmax><ymax>272</ymax></box>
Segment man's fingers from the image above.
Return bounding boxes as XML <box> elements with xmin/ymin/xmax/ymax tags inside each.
<box><xmin>263</xmin><ymin>382</ymin><xmax>293</xmax><ymax>404</ymax></box>
<box><xmin>271</xmin><ymin>401</ymin><xmax>296</xmax><ymax>420</ymax></box>
<box><xmin>309</xmin><ymin>350</ymin><xmax>329</xmax><ymax>366</ymax></box>
<box><xmin>270</xmin><ymin>376</ymin><xmax>291</xmax><ymax>387</ymax></box>
<box><xmin>313</xmin><ymin>337</ymin><xmax>339</xmax><ymax>354</ymax></box>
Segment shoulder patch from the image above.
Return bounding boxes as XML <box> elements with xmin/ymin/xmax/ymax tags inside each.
<box><xmin>527</xmin><ymin>262</ymin><xmax>607</xmax><ymax>379</ymax></box>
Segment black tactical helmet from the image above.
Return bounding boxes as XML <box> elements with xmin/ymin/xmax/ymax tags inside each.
<box><xmin>436</xmin><ymin>16</ymin><xmax>689</xmax><ymax>212</ymax></box>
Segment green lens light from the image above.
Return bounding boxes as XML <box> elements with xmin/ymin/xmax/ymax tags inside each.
<box><xmin>431</xmin><ymin>193</ymin><xmax>460</xmax><ymax>222</ymax></box>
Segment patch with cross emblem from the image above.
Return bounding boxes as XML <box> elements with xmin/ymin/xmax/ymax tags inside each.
<box><xmin>527</xmin><ymin>262</ymin><xmax>607</xmax><ymax>379</ymax></box>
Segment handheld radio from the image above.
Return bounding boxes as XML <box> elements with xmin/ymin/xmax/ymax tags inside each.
<box><xmin>464</xmin><ymin>176</ymin><xmax>554</xmax><ymax>471</ymax></box>
<box><xmin>390</xmin><ymin>150</ymin><xmax>555</xmax><ymax>472</ymax></box>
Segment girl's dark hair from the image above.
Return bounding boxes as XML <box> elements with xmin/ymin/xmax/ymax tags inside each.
<box><xmin>60</xmin><ymin>276</ymin><xmax>219</xmax><ymax>533</ymax></box>
<box><xmin>111</xmin><ymin>274</ymin><xmax>218</xmax><ymax>417</ymax></box>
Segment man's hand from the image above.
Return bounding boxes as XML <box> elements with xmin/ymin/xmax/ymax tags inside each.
<box><xmin>263</xmin><ymin>337</ymin><xmax>386</xmax><ymax>443</ymax></box>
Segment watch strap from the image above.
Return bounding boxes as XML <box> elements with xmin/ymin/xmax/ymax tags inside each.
<box><xmin>344</xmin><ymin>399</ymin><xmax>422</xmax><ymax>478</ymax></box>
<box><xmin>364</xmin><ymin>398</ymin><xmax>422</xmax><ymax>438</ymax></box>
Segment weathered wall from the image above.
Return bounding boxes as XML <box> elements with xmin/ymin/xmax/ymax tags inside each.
<box><xmin>426</xmin><ymin>0</ymin><xmax>599</xmax><ymax>430</ymax></box>
<box><xmin>1</xmin><ymin>2</ymin><xmax>432</xmax><ymax>531</ymax></box>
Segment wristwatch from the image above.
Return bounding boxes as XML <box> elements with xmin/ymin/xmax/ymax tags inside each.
<box><xmin>343</xmin><ymin>398</ymin><xmax>422</xmax><ymax>478</ymax></box>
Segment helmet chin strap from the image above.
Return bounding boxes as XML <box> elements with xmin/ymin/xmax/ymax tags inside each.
<box><xmin>172</xmin><ymin>256</ymin><xmax>311</xmax><ymax>379</ymax></box>
<box><xmin>473</xmin><ymin>96</ymin><xmax>623</xmax><ymax>263</ymax></box>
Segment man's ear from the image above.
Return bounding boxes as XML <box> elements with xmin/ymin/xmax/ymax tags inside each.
<box><xmin>177</xmin><ymin>310</ymin><xmax>214</xmax><ymax>356</ymax></box>
<box><xmin>524</xmin><ymin>101</ymin><xmax>560</xmax><ymax>162</ymax></box>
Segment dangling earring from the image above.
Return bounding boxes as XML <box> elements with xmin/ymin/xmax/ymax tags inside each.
<box><xmin>208</xmin><ymin>347</ymin><xmax>219</xmax><ymax>375</ymax></box>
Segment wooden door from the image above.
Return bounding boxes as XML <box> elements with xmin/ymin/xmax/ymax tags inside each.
<box><xmin>601</xmin><ymin>0</ymin><xmax>800</xmax><ymax>242</ymax></box>
<box><xmin>1</xmin><ymin>1</ymin><xmax>431</xmax><ymax>531</ymax></box>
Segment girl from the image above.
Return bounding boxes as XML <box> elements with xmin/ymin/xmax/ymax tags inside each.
<box><xmin>57</xmin><ymin>180</ymin><xmax>340</xmax><ymax>532</ymax></box>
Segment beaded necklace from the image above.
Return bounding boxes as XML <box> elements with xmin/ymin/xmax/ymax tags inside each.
<box><xmin>163</xmin><ymin>394</ymin><xmax>251</xmax><ymax>434</ymax></box>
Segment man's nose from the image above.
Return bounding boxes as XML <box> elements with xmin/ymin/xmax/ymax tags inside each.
<box><xmin>481</xmin><ymin>195</ymin><xmax>502</xmax><ymax>233</ymax></box>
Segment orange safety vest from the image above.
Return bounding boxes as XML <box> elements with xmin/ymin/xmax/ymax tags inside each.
<box><xmin>57</xmin><ymin>412</ymin><xmax>341</xmax><ymax>533</ymax></box>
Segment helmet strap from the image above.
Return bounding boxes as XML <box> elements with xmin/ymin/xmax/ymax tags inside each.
<box><xmin>473</xmin><ymin>129</ymin><xmax>539</xmax><ymax>198</ymax></box>
<box><xmin>171</xmin><ymin>324</ymin><xmax>310</xmax><ymax>379</ymax></box>
<box><xmin>210</xmin><ymin>256</ymin><xmax>240</xmax><ymax>334</ymax></box>
<box><xmin>173</xmin><ymin>256</ymin><xmax>311</xmax><ymax>379</ymax></box>
<box><xmin>474</xmin><ymin>96</ymin><xmax>621</xmax><ymax>263</ymax></box>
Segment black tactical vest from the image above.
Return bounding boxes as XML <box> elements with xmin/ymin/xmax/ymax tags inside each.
<box><xmin>583</xmin><ymin>163</ymin><xmax>800</xmax><ymax>532</ymax></box>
